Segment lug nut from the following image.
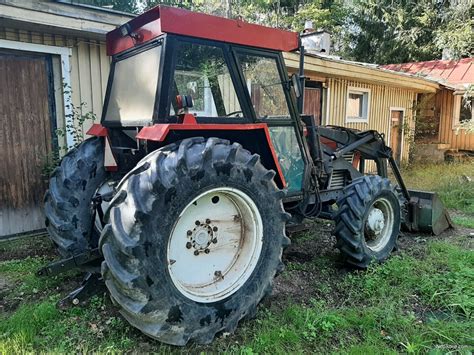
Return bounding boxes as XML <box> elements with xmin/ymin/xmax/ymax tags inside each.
<box><xmin>186</xmin><ymin>242</ymin><xmax>192</xmax><ymax>249</ymax></box>
<box><xmin>194</xmin><ymin>250</ymin><xmax>200</xmax><ymax>256</ymax></box>
<box><xmin>212</xmin><ymin>238</ymin><xmax>218</xmax><ymax>244</ymax></box>
<box><xmin>205</xmin><ymin>218</ymin><xmax>211</xmax><ymax>224</ymax></box>
<box><xmin>213</xmin><ymin>226</ymin><xmax>218</xmax><ymax>232</ymax></box>
<box><xmin>204</xmin><ymin>249</ymin><xmax>210</xmax><ymax>254</ymax></box>
<box><xmin>187</xmin><ymin>230</ymin><xmax>192</xmax><ymax>236</ymax></box>
<box><xmin>195</xmin><ymin>220</ymin><xmax>200</xmax><ymax>226</ymax></box>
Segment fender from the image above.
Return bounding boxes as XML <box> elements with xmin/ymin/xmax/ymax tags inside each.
<box><xmin>88</xmin><ymin>122</ymin><xmax>286</xmax><ymax>189</ymax></box>
<box><xmin>86</xmin><ymin>124</ymin><xmax>118</xmax><ymax>171</ymax></box>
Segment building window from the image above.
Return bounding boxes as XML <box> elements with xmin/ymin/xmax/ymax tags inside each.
<box><xmin>453</xmin><ymin>95</ymin><xmax>473</xmax><ymax>127</ymax></box>
<box><xmin>346</xmin><ymin>87</ymin><xmax>370</xmax><ymax>123</ymax></box>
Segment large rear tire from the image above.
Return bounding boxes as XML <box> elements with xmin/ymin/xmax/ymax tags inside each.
<box><xmin>334</xmin><ymin>175</ymin><xmax>400</xmax><ymax>268</ymax></box>
<box><xmin>100</xmin><ymin>137</ymin><xmax>289</xmax><ymax>345</ymax></box>
<box><xmin>44</xmin><ymin>137</ymin><xmax>107</xmax><ymax>257</ymax></box>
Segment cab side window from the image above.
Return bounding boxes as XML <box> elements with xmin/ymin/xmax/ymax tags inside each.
<box><xmin>237</xmin><ymin>54</ymin><xmax>290</xmax><ymax>120</ymax></box>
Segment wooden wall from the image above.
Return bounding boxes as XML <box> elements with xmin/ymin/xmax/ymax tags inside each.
<box><xmin>325</xmin><ymin>77</ymin><xmax>417</xmax><ymax>163</ymax></box>
<box><xmin>437</xmin><ymin>89</ymin><xmax>474</xmax><ymax>150</ymax></box>
<box><xmin>0</xmin><ymin>26</ymin><xmax>110</xmax><ymax>144</ymax></box>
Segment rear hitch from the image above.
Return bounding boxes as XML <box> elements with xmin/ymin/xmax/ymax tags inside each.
<box><xmin>37</xmin><ymin>250</ymin><xmax>106</xmax><ymax>308</ymax></box>
<box><xmin>37</xmin><ymin>249</ymin><xmax>102</xmax><ymax>277</ymax></box>
<box><xmin>57</xmin><ymin>272</ymin><xmax>106</xmax><ymax>309</ymax></box>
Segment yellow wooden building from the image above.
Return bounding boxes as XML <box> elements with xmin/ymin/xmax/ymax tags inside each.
<box><xmin>0</xmin><ymin>0</ymin><xmax>132</xmax><ymax>236</ymax></box>
<box><xmin>384</xmin><ymin>59</ymin><xmax>474</xmax><ymax>161</ymax></box>
<box><xmin>284</xmin><ymin>52</ymin><xmax>441</xmax><ymax>164</ymax></box>
<box><xmin>0</xmin><ymin>0</ymin><xmax>445</xmax><ymax>237</ymax></box>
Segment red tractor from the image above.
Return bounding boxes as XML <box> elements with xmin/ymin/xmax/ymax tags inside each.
<box><xmin>42</xmin><ymin>6</ymin><xmax>451</xmax><ymax>345</ymax></box>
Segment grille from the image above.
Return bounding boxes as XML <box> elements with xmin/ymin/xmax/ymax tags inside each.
<box><xmin>329</xmin><ymin>170</ymin><xmax>346</xmax><ymax>189</ymax></box>
<box><xmin>328</xmin><ymin>153</ymin><xmax>354</xmax><ymax>189</ymax></box>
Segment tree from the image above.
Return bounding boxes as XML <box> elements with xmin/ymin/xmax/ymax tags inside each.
<box><xmin>343</xmin><ymin>0</ymin><xmax>473</xmax><ymax>64</ymax></box>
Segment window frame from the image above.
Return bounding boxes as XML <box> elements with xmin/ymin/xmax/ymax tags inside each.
<box><xmin>101</xmin><ymin>38</ymin><xmax>165</xmax><ymax>128</ymax></box>
<box><xmin>162</xmin><ymin>35</ymin><xmax>255</xmax><ymax>123</ymax></box>
<box><xmin>452</xmin><ymin>94</ymin><xmax>473</xmax><ymax>129</ymax></box>
<box><xmin>345</xmin><ymin>86</ymin><xmax>371</xmax><ymax>123</ymax></box>
<box><xmin>233</xmin><ymin>47</ymin><xmax>296</xmax><ymax>124</ymax></box>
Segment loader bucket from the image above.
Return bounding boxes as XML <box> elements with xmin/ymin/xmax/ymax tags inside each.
<box><xmin>403</xmin><ymin>190</ymin><xmax>453</xmax><ymax>235</ymax></box>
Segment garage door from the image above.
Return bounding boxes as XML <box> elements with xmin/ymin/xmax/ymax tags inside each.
<box><xmin>0</xmin><ymin>52</ymin><xmax>54</xmax><ymax>237</ymax></box>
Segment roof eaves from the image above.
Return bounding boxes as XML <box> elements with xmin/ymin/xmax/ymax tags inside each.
<box><xmin>304</xmin><ymin>52</ymin><xmax>442</xmax><ymax>87</ymax></box>
<box><xmin>53</xmin><ymin>0</ymin><xmax>136</xmax><ymax>17</ymax></box>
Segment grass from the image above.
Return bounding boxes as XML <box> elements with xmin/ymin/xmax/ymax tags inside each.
<box><xmin>401</xmin><ymin>161</ymin><xmax>474</xmax><ymax>215</ymax></box>
<box><xmin>229</xmin><ymin>241</ymin><xmax>473</xmax><ymax>354</ymax></box>
<box><xmin>1</xmin><ymin>237</ymin><xmax>472</xmax><ymax>353</ymax></box>
<box><xmin>0</xmin><ymin>161</ymin><xmax>473</xmax><ymax>353</ymax></box>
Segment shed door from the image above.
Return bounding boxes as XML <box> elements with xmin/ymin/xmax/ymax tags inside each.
<box><xmin>0</xmin><ymin>53</ymin><xmax>54</xmax><ymax>237</ymax></box>
<box><xmin>303</xmin><ymin>81</ymin><xmax>322</xmax><ymax>124</ymax></box>
<box><xmin>390</xmin><ymin>109</ymin><xmax>404</xmax><ymax>165</ymax></box>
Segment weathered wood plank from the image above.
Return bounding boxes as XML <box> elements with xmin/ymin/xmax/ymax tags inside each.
<box><xmin>0</xmin><ymin>54</ymin><xmax>52</xmax><ymax>236</ymax></box>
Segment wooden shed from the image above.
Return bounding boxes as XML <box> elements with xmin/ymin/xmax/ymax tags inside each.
<box><xmin>0</xmin><ymin>0</ymin><xmax>132</xmax><ymax>237</ymax></box>
<box><xmin>0</xmin><ymin>2</ymin><xmax>445</xmax><ymax>238</ymax></box>
<box><xmin>284</xmin><ymin>52</ymin><xmax>440</xmax><ymax>164</ymax></box>
<box><xmin>383</xmin><ymin>59</ymin><xmax>474</xmax><ymax>161</ymax></box>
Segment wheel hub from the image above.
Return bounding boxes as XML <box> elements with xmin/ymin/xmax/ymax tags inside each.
<box><xmin>364</xmin><ymin>197</ymin><xmax>395</xmax><ymax>252</ymax></box>
<box><xmin>367</xmin><ymin>208</ymin><xmax>385</xmax><ymax>235</ymax></box>
<box><xmin>189</xmin><ymin>223</ymin><xmax>215</xmax><ymax>252</ymax></box>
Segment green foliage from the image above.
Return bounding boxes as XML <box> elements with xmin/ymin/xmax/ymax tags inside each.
<box><xmin>402</xmin><ymin>162</ymin><xmax>474</xmax><ymax>214</ymax></box>
<box><xmin>77</xmin><ymin>0</ymin><xmax>471</xmax><ymax>63</ymax></box>
<box><xmin>289</xmin><ymin>1</ymin><xmax>348</xmax><ymax>52</ymax></box>
<box><xmin>343</xmin><ymin>0</ymin><xmax>473</xmax><ymax>64</ymax></box>
<box><xmin>57</xmin><ymin>84</ymin><xmax>97</xmax><ymax>149</ymax></box>
<box><xmin>452</xmin><ymin>215</ymin><xmax>474</xmax><ymax>229</ymax></box>
<box><xmin>0</xmin><ymin>300</ymin><xmax>60</xmax><ymax>353</ymax></box>
<box><xmin>41</xmin><ymin>85</ymin><xmax>96</xmax><ymax>179</ymax></box>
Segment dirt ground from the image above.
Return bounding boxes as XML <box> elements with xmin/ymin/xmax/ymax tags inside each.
<box><xmin>1</xmin><ymin>211</ymin><xmax>473</xmax><ymax>353</ymax></box>
<box><xmin>2</xmin><ymin>213</ymin><xmax>472</xmax><ymax>315</ymax></box>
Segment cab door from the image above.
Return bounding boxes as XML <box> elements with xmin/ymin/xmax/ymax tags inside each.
<box><xmin>233</xmin><ymin>49</ymin><xmax>306</xmax><ymax>195</ymax></box>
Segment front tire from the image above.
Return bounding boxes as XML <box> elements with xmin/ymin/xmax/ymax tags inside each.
<box><xmin>334</xmin><ymin>175</ymin><xmax>400</xmax><ymax>268</ymax></box>
<box><xmin>100</xmin><ymin>137</ymin><xmax>289</xmax><ymax>345</ymax></box>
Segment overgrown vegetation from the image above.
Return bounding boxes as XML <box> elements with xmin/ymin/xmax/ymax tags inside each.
<box><xmin>40</xmin><ymin>85</ymin><xmax>96</xmax><ymax>179</ymax></box>
<box><xmin>80</xmin><ymin>0</ymin><xmax>473</xmax><ymax>63</ymax></box>
<box><xmin>1</xmin><ymin>162</ymin><xmax>473</xmax><ymax>353</ymax></box>
<box><xmin>402</xmin><ymin>162</ymin><xmax>474</xmax><ymax>215</ymax></box>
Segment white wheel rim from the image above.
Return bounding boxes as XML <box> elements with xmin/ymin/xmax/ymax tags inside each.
<box><xmin>364</xmin><ymin>197</ymin><xmax>394</xmax><ymax>252</ymax></box>
<box><xmin>167</xmin><ymin>187</ymin><xmax>263</xmax><ymax>303</ymax></box>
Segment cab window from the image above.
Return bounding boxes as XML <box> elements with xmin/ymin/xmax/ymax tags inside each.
<box><xmin>105</xmin><ymin>44</ymin><xmax>161</xmax><ymax>124</ymax></box>
<box><xmin>170</xmin><ymin>41</ymin><xmax>242</xmax><ymax>118</ymax></box>
<box><xmin>237</xmin><ymin>54</ymin><xmax>290</xmax><ymax>119</ymax></box>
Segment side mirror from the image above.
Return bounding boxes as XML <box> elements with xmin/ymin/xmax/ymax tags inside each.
<box><xmin>291</xmin><ymin>73</ymin><xmax>302</xmax><ymax>98</ymax></box>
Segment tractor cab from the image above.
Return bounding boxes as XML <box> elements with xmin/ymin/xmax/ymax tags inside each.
<box><xmin>100</xmin><ymin>5</ymin><xmax>306</xmax><ymax>193</ymax></box>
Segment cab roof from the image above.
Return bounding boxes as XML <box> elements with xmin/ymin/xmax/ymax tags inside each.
<box><xmin>106</xmin><ymin>6</ymin><xmax>299</xmax><ymax>56</ymax></box>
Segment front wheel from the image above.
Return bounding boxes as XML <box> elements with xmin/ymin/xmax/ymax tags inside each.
<box><xmin>100</xmin><ymin>137</ymin><xmax>290</xmax><ymax>345</ymax></box>
<box><xmin>334</xmin><ymin>175</ymin><xmax>400</xmax><ymax>268</ymax></box>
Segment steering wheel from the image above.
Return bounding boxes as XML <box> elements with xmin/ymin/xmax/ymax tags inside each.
<box><xmin>225</xmin><ymin>110</ymin><xmax>243</xmax><ymax>117</ymax></box>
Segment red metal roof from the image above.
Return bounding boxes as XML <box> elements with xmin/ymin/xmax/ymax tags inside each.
<box><xmin>382</xmin><ymin>58</ymin><xmax>473</xmax><ymax>87</ymax></box>
<box><xmin>107</xmin><ymin>6</ymin><xmax>299</xmax><ymax>56</ymax></box>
